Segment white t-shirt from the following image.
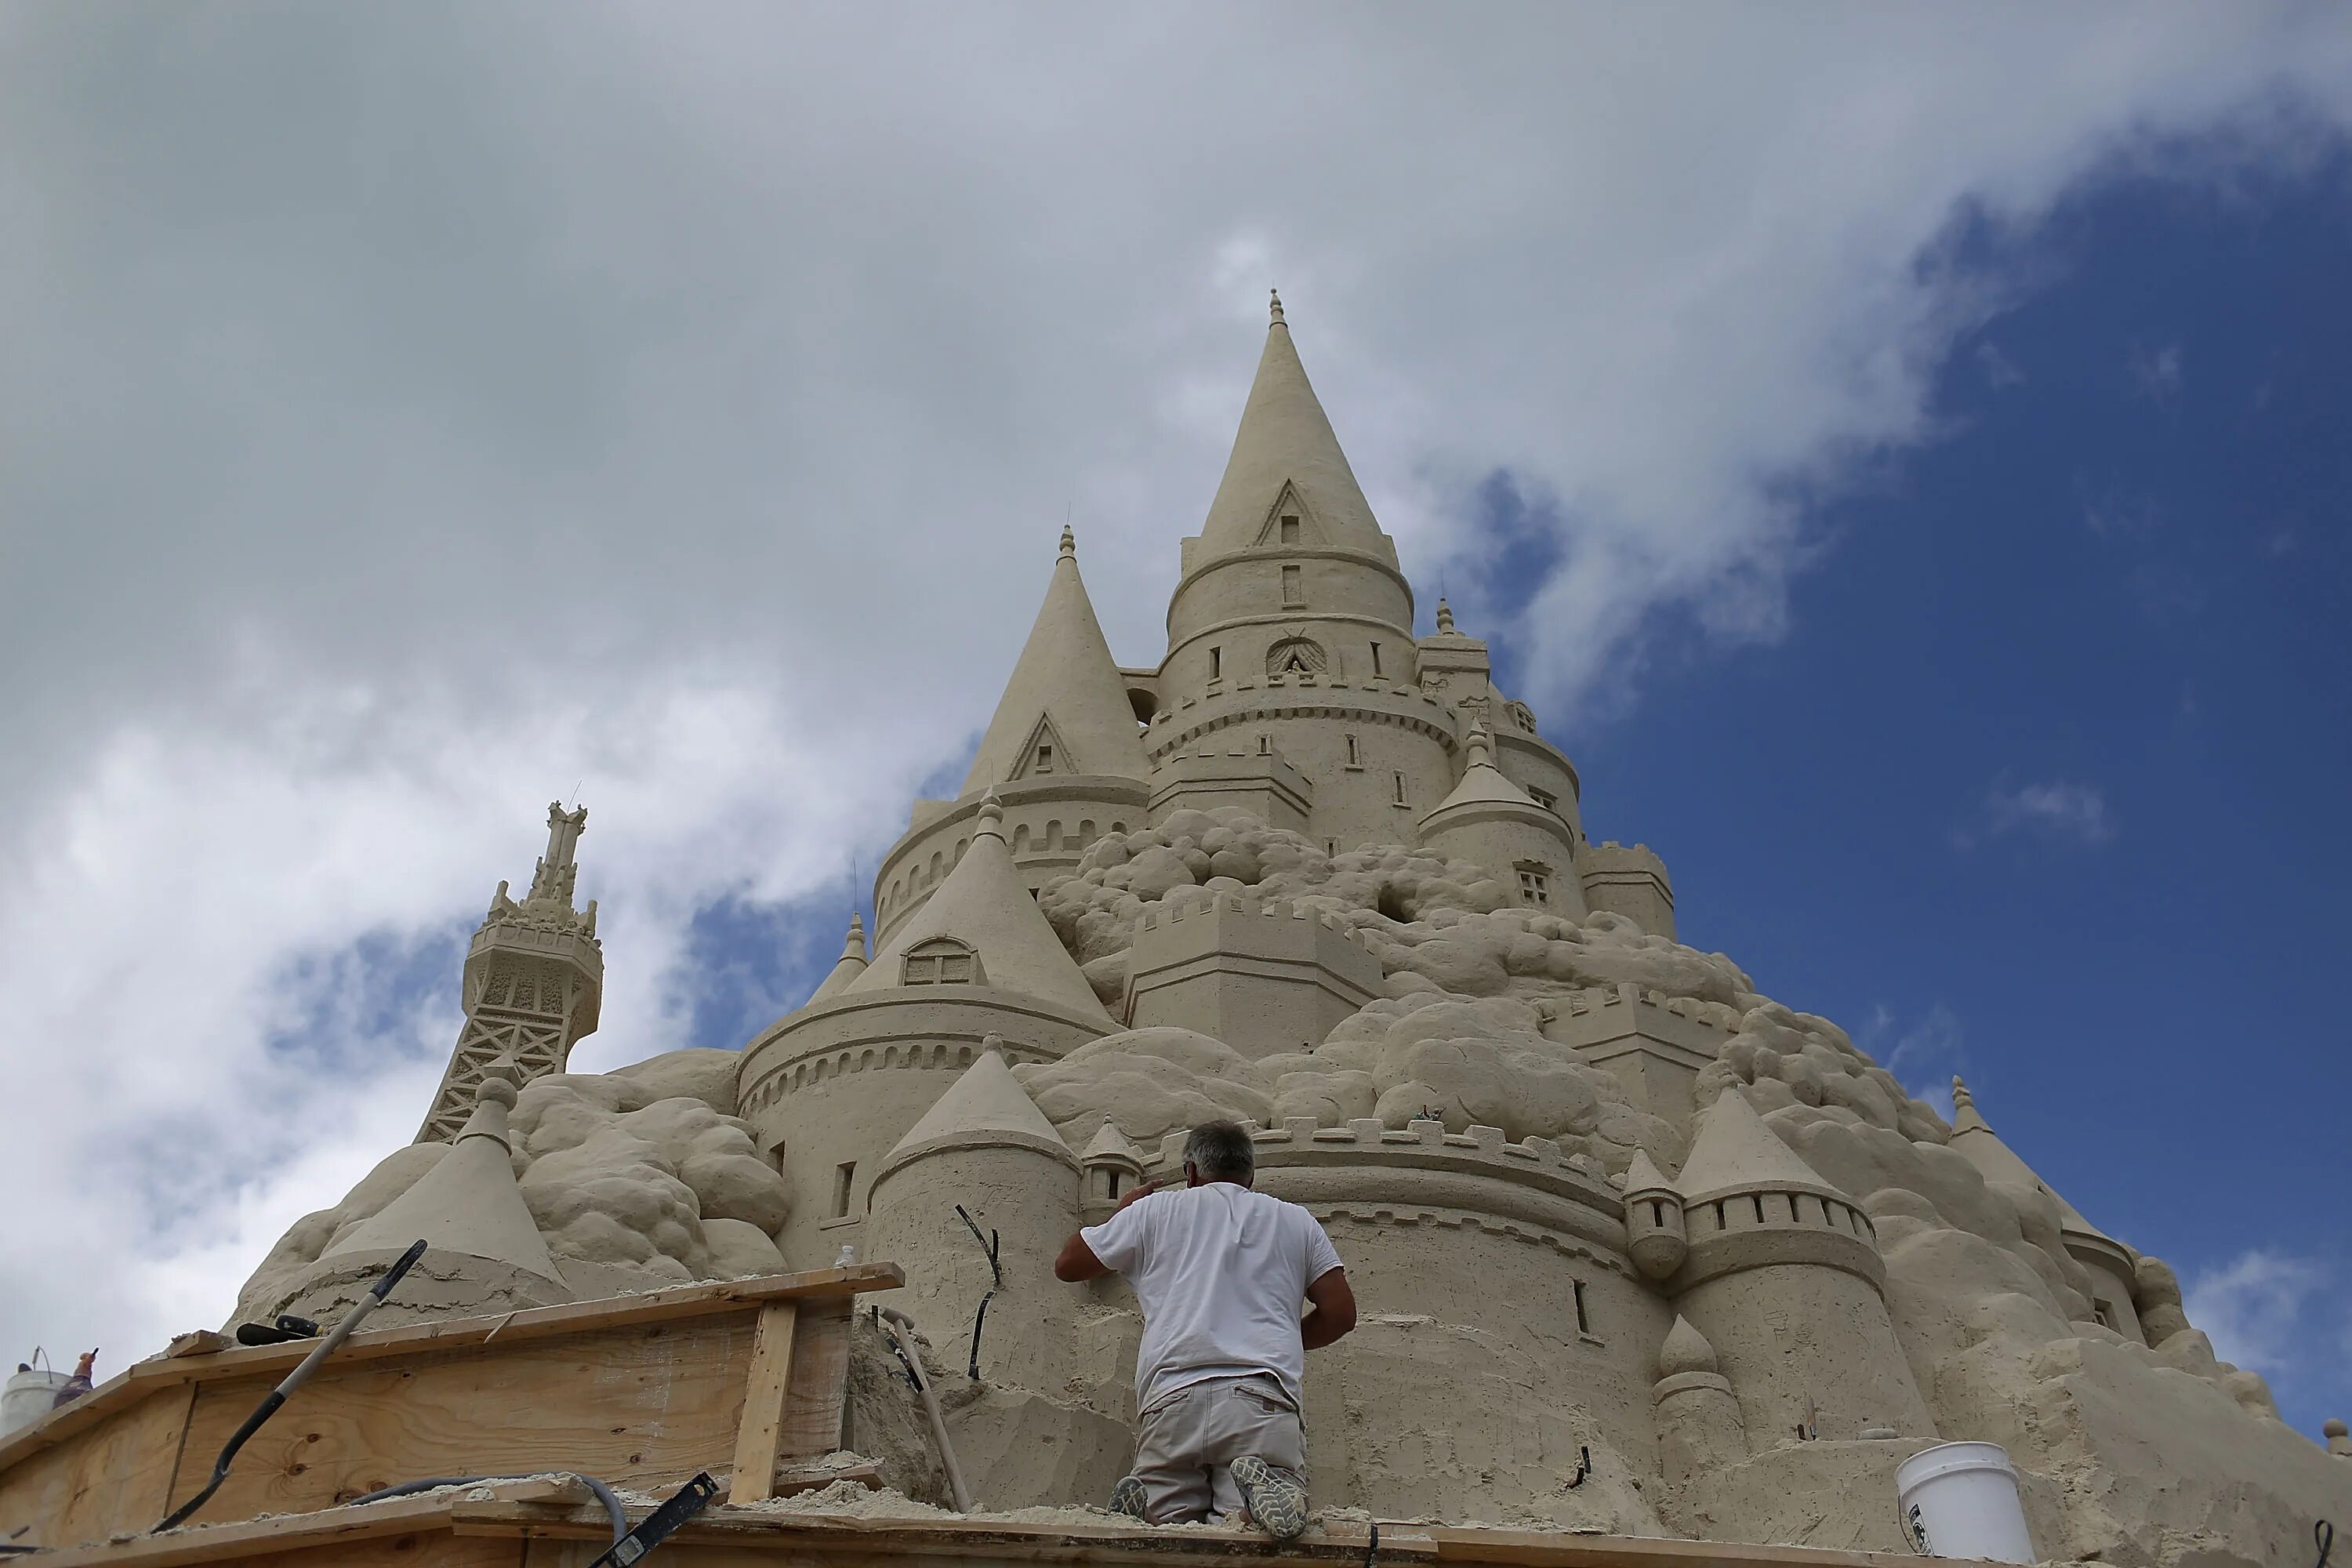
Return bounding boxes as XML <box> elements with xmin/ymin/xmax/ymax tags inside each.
<box><xmin>1081</xmin><ymin>1181</ymin><xmax>1345</xmax><ymax>1412</ymax></box>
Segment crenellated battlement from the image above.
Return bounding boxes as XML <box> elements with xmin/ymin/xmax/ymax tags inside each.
<box><xmin>1138</xmin><ymin>1116</ymin><xmax>1635</xmax><ymax>1276</ymax></box>
<box><xmin>1123</xmin><ymin>896</ymin><xmax>1382</xmax><ymax>1054</ymax></box>
<box><xmin>1132</xmin><ymin>891</ymin><xmax>1358</xmax><ymax>938</ymax></box>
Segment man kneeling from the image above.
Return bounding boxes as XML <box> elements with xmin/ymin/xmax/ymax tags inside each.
<box><xmin>1054</xmin><ymin>1119</ymin><xmax>1356</xmax><ymax>1540</ymax></box>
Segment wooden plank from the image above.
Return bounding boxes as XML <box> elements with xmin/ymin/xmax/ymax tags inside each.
<box><xmin>1426</xmin><ymin>1527</ymin><xmax>1910</xmax><ymax>1568</ymax></box>
<box><xmin>778</xmin><ymin>1294</ymin><xmax>854</xmax><ymax>1461</ymax></box>
<box><xmin>728</xmin><ymin>1299</ymin><xmax>801</xmax><ymax>1504</ymax></box>
<box><xmin>157</xmin><ymin>1315</ymin><xmax>757</xmax><ymax>1527</ymax></box>
<box><xmin>0</xmin><ymin>1261</ymin><xmax>904</xmax><ymax>1477</ymax></box>
<box><xmin>0</xmin><ymin>1384</ymin><xmax>195</xmax><ymax>1551</ymax></box>
<box><xmin>28</xmin><ymin>1476</ymin><xmax>577</xmax><ymax>1566</ymax></box>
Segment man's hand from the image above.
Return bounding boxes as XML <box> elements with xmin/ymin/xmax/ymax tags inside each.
<box><xmin>1301</xmin><ymin>1266</ymin><xmax>1356</xmax><ymax>1350</ymax></box>
<box><xmin>1115</xmin><ymin>1179</ymin><xmax>1160</xmax><ymax>1212</ymax></box>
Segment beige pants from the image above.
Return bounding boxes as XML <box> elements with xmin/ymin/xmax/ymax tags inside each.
<box><xmin>1127</xmin><ymin>1373</ymin><xmax>1308</xmax><ymax>1525</ymax></box>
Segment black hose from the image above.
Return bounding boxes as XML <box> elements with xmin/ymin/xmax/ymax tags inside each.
<box><xmin>152</xmin><ymin>1240</ymin><xmax>429</xmax><ymax>1534</ymax></box>
<box><xmin>344</xmin><ymin>1473</ymin><xmax>627</xmax><ymax>1544</ymax></box>
<box><xmin>2315</xmin><ymin>1519</ymin><xmax>2333</xmax><ymax>1568</ymax></box>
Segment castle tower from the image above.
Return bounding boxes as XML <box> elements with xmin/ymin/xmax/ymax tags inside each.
<box><xmin>416</xmin><ymin>803</ymin><xmax>602</xmax><ymax>1142</ymax></box>
<box><xmin>1579</xmin><ymin>842</ymin><xmax>1675</xmax><ymax>939</ymax></box>
<box><xmin>862</xmin><ymin>1042</ymin><xmax>1081</xmax><ymax>1394</ymax></box>
<box><xmin>1651</xmin><ymin>1316</ymin><xmax>1747</xmax><ymax>1483</ymax></box>
<box><xmin>1621</xmin><ymin>1148</ymin><xmax>1688</xmax><ymax>1281</ymax></box>
<box><xmin>1668</xmin><ymin>1089</ymin><xmax>1934</xmax><ymax>1442</ymax></box>
<box><xmin>1948</xmin><ymin>1077</ymin><xmax>2143</xmax><ymax>1341</ymax></box>
<box><xmin>739</xmin><ymin>794</ymin><xmax>1113</xmax><ymax>1269</ymax></box>
<box><xmin>278</xmin><ymin>1077</ymin><xmax>572</xmax><ymax>1325</ymax></box>
<box><xmin>1416</xmin><ymin>601</ymin><xmax>1588</xmax><ymax>851</ymax></box>
<box><xmin>1149</xmin><ymin>293</ymin><xmax>1458</xmax><ymax>851</ymax></box>
<box><xmin>1120</xmin><ymin>895</ymin><xmax>1383</xmax><ymax>1056</ymax></box>
<box><xmin>1418</xmin><ymin>723</ymin><xmax>1585</xmax><ymax>913</ymax></box>
<box><xmin>806</xmin><ymin>912</ymin><xmax>869</xmax><ymax>1006</ymax></box>
<box><xmin>1077</xmin><ymin>1116</ymin><xmax>1147</xmax><ymax>1225</ymax></box>
<box><xmin>875</xmin><ymin>529</ymin><xmax>1152</xmax><ymax>942</ymax></box>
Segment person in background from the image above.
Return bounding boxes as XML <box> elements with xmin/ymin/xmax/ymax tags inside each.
<box><xmin>1054</xmin><ymin>1120</ymin><xmax>1355</xmax><ymax>1541</ymax></box>
<box><xmin>52</xmin><ymin>1349</ymin><xmax>96</xmax><ymax>1409</ymax></box>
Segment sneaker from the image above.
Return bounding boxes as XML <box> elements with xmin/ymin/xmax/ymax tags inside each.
<box><xmin>1108</xmin><ymin>1475</ymin><xmax>1149</xmax><ymax>1521</ymax></box>
<box><xmin>1229</xmin><ymin>1455</ymin><xmax>1308</xmax><ymax>1544</ymax></box>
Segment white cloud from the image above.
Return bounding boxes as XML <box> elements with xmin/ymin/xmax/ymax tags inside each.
<box><xmin>2131</xmin><ymin>340</ymin><xmax>2187</xmax><ymax>404</ymax></box>
<box><xmin>4</xmin><ymin>5</ymin><xmax>2351</xmax><ymax>1366</ymax></box>
<box><xmin>1862</xmin><ymin>1002</ymin><xmax>1968</xmax><ymax>1118</ymax></box>
<box><xmin>1958</xmin><ymin>777</ymin><xmax>2117</xmax><ymax>848</ymax></box>
<box><xmin>2185</xmin><ymin>1250</ymin><xmax>2332</xmax><ymax>1377</ymax></box>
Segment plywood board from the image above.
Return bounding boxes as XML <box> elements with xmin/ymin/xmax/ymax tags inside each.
<box><xmin>158</xmin><ymin>1316</ymin><xmax>758</xmax><ymax>1527</ymax></box>
<box><xmin>0</xmin><ymin>1385</ymin><xmax>194</xmax><ymax>1550</ymax></box>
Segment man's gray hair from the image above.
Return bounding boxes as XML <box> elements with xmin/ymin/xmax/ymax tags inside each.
<box><xmin>1183</xmin><ymin>1120</ymin><xmax>1256</xmax><ymax>1182</ymax></box>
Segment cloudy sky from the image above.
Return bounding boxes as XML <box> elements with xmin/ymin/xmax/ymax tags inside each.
<box><xmin>3</xmin><ymin>5</ymin><xmax>2347</xmax><ymax>1435</ymax></box>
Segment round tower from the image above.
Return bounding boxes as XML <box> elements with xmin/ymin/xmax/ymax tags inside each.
<box><xmin>1142</xmin><ymin>1116</ymin><xmax>1672</xmax><ymax>1530</ymax></box>
<box><xmin>741</xmin><ymin>795</ymin><xmax>1113</xmax><ymax>1269</ymax></box>
<box><xmin>862</xmin><ymin>1041</ymin><xmax>1081</xmax><ymax>1396</ymax></box>
<box><xmin>1665</xmin><ymin>1089</ymin><xmax>1935</xmax><ymax>1443</ymax></box>
<box><xmin>1417</xmin><ymin>723</ymin><xmax>1586</xmax><ymax>913</ymax></box>
<box><xmin>1151</xmin><ymin>295</ymin><xmax>1457</xmax><ymax>850</ymax></box>
<box><xmin>1621</xmin><ymin>1148</ymin><xmax>1687</xmax><ymax>1282</ymax></box>
<box><xmin>1651</xmin><ymin>1316</ymin><xmax>1748</xmax><ymax>1483</ymax></box>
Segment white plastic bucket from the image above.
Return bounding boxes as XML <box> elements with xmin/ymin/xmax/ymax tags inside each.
<box><xmin>2</xmin><ymin>1366</ymin><xmax>70</xmax><ymax>1438</ymax></box>
<box><xmin>1896</xmin><ymin>1441</ymin><xmax>2036</xmax><ymax>1563</ymax></box>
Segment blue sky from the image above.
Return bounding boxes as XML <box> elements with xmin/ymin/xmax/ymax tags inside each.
<box><xmin>1480</xmin><ymin>153</ymin><xmax>2352</xmax><ymax>1432</ymax></box>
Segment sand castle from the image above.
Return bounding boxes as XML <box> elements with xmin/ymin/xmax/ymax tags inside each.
<box><xmin>129</xmin><ymin>296</ymin><xmax>2351</xmax><ymax>1562</ymax></box>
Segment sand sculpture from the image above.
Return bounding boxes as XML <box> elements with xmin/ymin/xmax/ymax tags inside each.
<box><xmin>238</xmin><ymin>295</ymin><xmax>2350</xmax><ymax>1563</ymax></box>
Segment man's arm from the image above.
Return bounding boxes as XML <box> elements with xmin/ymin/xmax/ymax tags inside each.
<box><xmin>1301</xmin><ymin>1266</ymin><xmax>1356</xmax><ymax>1349</ymax></box>
<box><xmin>1054</xmin><ymin>1180</ymin><xmax>1159</xmax><ymax>1282</ymax></box>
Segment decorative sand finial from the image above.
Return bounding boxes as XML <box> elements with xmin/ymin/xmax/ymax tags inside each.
<box><xmin>1952</xmin><ymin>1076</ymin><xmax>1976</xmax><ymax>1113</ymax></box>
<box><xmin>1059</xmin><ymin>524</ymin><xmax>1076</xmax><ymax>559</ymax></box>
<box><xmin>1465</xmin><ymin>720</ymin><xmax>1494</xmax><ymax>769</ymax></box>
<box><xmin>1436</xmin><ymin>597</ymin><xmax>1456</xmax><ymax>633</ymax></box>
<box><xmin>1269</xmin><ymin>288</ymin><xmax>1285</xmax><ymax>326</ymax></box>
<box><xmin>976</xmin><ymin>789</ymin><xmax>1006</xmax><ymax>839</ymax></box>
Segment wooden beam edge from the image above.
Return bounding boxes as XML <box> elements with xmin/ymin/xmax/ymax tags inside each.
<box><xmin>0</xmin><ymin>1261</ymin><xmax>905</xmax><ymax>1472</ymax></box>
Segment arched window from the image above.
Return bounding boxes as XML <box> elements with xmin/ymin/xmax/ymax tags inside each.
<box><xmin>902</xmin><ymin>936</ymin><xmax>985</xmax><ymax>987</ymax></box>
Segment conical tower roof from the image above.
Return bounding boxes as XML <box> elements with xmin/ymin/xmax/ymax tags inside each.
<box><xmin>1947</xmin><ymin>1077</ymin><xmax>2114</xmax><ymax>1244</ymax></box>
<box><xmin>851</xmin><ymin>795</ymin><xmax>1113</xmax><ymax>1022</ymax></box>
<box><xmin>962</xmin><ymin>528</ymin><xmax>1149</xmax><ymax>793</ymax></box>
<box><xmin>1622</xmin><ymin>1147</ymin><xmax>1675</xmax><ymax>1196</ymax></box>
<box><xmin>1675</xmin><ymin>1087</ymin><xmax>1846</xmax><ymax>1205</ymax></box>
<box><xmin>326</xmin><ymin>1079</ymin><xmax>564</xmax><ymax>1285</ymax></box>
<box><xmin>807</xmin><ymin>912</ymin><xmax>869</xmax><ymax>1005</ymax></box>
<box><xmin>1422</xmin><ymin>724</ymin><xmax>1541</xmax><ymax>822</ymax></box>
<box><xmin>1080</xmin><ymin>1116</ymin><xmax>1148</xmax><ymax>1170</ymax></box>
<box><xmin>1196</xmin><ymin>293</ymin><xmax>1392</xmax><ymax>562</ymax></box>
<box><xmin>875</xmin><ymin>1042</ymin><xmax>1078</xmax><ymax>1182</ymax></box>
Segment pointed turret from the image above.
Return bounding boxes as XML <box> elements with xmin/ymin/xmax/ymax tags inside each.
<box><xmin>1079</xmin><ymin>1116</ymin><xmax>1149</xmax><ymax>1222</ymax></box>
<box><xmin>1623</xmin><ymin>1147</ymin><xmax>1689</xmax><ymax>1280</ymax></box>
<box><xmin>1675</xmin><ymin>1087</ymin><xmax>1849</xmax><ymax>1208</ymax></box>
<box><xmin>1426</xmin><ymin>724</ymin><xmax>1541</xmax><ymax>815</ymax></box>
<box><xmin>807</xmin><ymin>912</ymin><xmax>869</xmax><ymax>1005</ymax></box>
<box><xmin>874</xmin><ymin>1038</ymin><xmax>1076</xmax><ymax>1183</ymax></box>
<box><xmin>853</xmin><ymin>794</ymin><xmax>1112</xmax><ymax>1021</ymax></box>
<box><xmin>1657</xmin><ymin>1315</ymin><xmax>1720</xmax><ymax>1379</ymax></box>
<box><xmin>1195</xmin><ymin>292</ymin><xmax>1393</xmax><ymax>564</ymax></box>
<box><xmin>1947</xmin><ymin>1077</ymin><xmax>2143</xmax><ymax>1339</ymax></box>
<box><xmin>963</xmin><ymin>529</ymin><xmax>1149</xmax><ymax>793</ymax></box>
<box><xmin>327</xmin><ymin>1077</ymin><xmax>566</xmax><ymax>1288</ymax></box>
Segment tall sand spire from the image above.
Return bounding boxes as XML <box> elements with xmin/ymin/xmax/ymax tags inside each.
<box><xmin>963</xmin><ymin>528</ymin><xmax>1149</xmax><ymax>793</ymax></box>
<box><xmin>1196</xmin><ymin>295</ymin><xmax>1391</xmax><ymax>561</ymax></box>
